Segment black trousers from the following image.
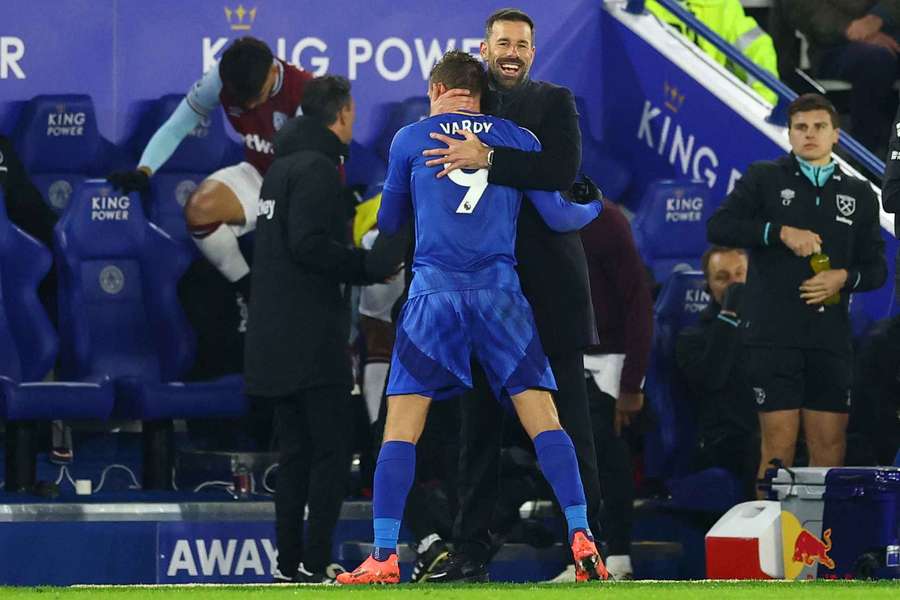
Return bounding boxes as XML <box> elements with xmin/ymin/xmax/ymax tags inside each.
<box><xmin>271</xmin><ymin>386</ymin><xmax>353</xmax><ymax>574</ymax></box>
<box><xmin>586</xmin><ymin>379</ymin><xmax>635</xmax><ymax>556</ymax></box>
<box><xmin>454</xmin><ymin>350</ymin><xmax>602</xmax><ymax>562</ymax></box>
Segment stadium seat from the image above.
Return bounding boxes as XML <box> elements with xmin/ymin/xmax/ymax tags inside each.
<box><xmin>12</xmin><ymin>95</ymin><xmax>126</xmax><ymax>215</ymax></box>
<box><xmin>375</xmin><ymin>96</ymin><xmax>430</xmax><ymax>162</ymax></box>
<box><xmin>632</xmin><ymin>180</ymin><xmax>714</xmax><ymax>283</ymax></box>
<box><xmin>644</xmin><ymin>269</ymin><xmax>710</xmax><ymax>481</ymax></box>
<box><xmin>346</xmin><ymin>140</ymin><xmax>387</xmax><ymax>189</ymax></box>
<box><xmin>0</xmin><ymin>189</ymin><xmax>113</xmax><ymax>491</ymax></box>
<box><xmin>53</xmin><ymin>180</ymin><xmax>248</xmax><ymax>489</ymax></box>
<box><xmin>643</xmin><ymin>269</ymin><xmax>743</xmax><ymax>510</ymax></box>
<box><xmin>849</xmin><ymin>231</ymin><xmax>899</xmax><ymax>339</ymax></box>
<box><xmin>575</xmin><ymin>96</ymin><xmax>632</xmax><ymax>201</ymax></box>
<box><xmin>134</xmin><ymin>94</ymin><xmax>242</xmax><ymax>248</ymax></box>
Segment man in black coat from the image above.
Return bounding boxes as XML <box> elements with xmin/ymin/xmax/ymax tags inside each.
<box><xmin>676</xmin><ymin>246</ymin><xmax>759</xmax><ymax>499</ymax></box>
<box><xmin>421</xmin><ymin>8</ymin><xmax>603</xmax><ymax>581</ymax></box>
<box><xmin>0</xmin><ymin>135</ymin><xmax>58</xmax><ymax>320</ymax></box>
<box><xmin>244</xmin><ymin>75</ymin><xmax>397</xmax><ymax>582</ymax></box>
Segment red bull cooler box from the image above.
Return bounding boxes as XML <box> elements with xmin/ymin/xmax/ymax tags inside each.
<box><xmin>706</xmin><ymin>467</ymin><xmax>900</xmax><ymax>580</ymax></box>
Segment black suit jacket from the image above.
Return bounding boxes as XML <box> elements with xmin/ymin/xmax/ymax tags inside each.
<box><xmin>483</xmin><ymin>78</ymin><xmax>598</xmax><ymax>356</ymax></box>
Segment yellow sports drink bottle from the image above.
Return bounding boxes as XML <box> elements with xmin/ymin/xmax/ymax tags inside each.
<box><xmin>809</xmin><ymin>253</ymin><xmax>840</xmax><ymax>306</ymax></box>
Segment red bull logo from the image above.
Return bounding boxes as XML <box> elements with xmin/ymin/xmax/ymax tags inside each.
<box><xmin>782</xmin><ymin>511</ymin><xmax>835</xmax><ymax>579</ymax></box>
<box><xmin>792</xmin><ymin>528</ymin><xmax>834</xmax><ymax>570</ymax></box>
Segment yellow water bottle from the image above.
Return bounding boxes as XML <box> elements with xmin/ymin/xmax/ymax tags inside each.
<box><xmin>809</xmin><ymin>253</ymin><xmax>840</xmax><ymax>306</ymax></box>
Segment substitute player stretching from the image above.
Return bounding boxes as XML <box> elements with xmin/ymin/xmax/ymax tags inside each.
<box><xmin>108</xmin><ymin>37</ymin><xmax>312</xmax><ymax>299</ymax></box>
<box><xmin>337</xmin><ymin>50</ymin><xmax>607</xmax><ymax>585</ymax></box>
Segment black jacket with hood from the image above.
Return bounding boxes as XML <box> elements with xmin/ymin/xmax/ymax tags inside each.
<box><xmin>244</xmin><ymin>116</ymin><xmax>391</xmax><ymax>396</ymax></box>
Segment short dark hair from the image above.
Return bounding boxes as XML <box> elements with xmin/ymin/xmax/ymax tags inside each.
<box><xmin>485</xmin><ymin>8</ymin><xmax>535</xmax><ymax>43</ymax></box>
<box><xmin>787</xmin><ymin>93</ymin><xmax>840</xmax><ymax>129</ymax></box>
<box><xmin>429</xmin><ymin>50</ymin><xmax>487</xmax><ymax>96</ymax></box>
<box><xmin>219</xmin><ymin>37</ymin><xmax>274</xmax><ymax>107</ymax></box>
<box><xmin>701</xmin><ymin>245</ymin><xmax>747</xmax><ymax>279</ymax></box>
<box><xmin>301</xmin><ymin>75</ymin><xmax>352</xmax><ymax>126</ymax></box>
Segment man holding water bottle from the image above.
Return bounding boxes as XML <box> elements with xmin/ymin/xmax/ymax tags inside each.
<box><xmin>707</xmin><ymin>93</ymin><xmax>886</xmax><ymax>491</ymax></box>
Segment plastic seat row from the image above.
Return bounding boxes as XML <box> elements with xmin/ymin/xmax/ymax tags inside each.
<box><xmin>0</xmin><ymin>181</ymin><xmax>247</xmax><ymax>491</ymax></box>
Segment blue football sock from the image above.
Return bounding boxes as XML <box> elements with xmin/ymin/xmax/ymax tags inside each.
<box><xmin>533</xmin><ymin>429</ymin><xmax>592</xmax><ymax>541</ymax></box>
<box><xmin>372</xmin><ymin>440</ymin><xmax>416</xmax><ymax>560</ymax></box>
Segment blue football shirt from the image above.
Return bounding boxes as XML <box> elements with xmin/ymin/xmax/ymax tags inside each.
<box><xmin>379</xmin><ymin>110</ymin><xmax>600</xmax><ymax>295</ymax></box>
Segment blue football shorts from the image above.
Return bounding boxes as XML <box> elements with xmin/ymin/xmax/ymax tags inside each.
<box><xmin>386</xmin><ymin>287</ymin><xmax>556</xmax><ymax>403</ymax></box>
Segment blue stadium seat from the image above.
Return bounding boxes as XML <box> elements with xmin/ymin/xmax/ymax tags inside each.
<box><xmin>375</xmin><ymin>96</ymin><xmax>430</xmax><ymax>162</ymax></box>
<box><xmin>643</xmin><ymin>270</ymin><xmax>709</xmax><ymax>481</ymax></box>
<box><xmin>632</xmin><ymin>180</ymin><xmax>714</xmax><ymax>283</ymax></box>
<box><xmin>575</xmin><ymin>96</ymin><xmax>632</xmax><ymax>201</ymax></box>
<box><xmin>12</xmin><ymin>95</ymin><xmax>126</xmax><ymax>215</ymax></box>
<box><xmin>0</xmin><ymin>188</ymin><xmax>113</xmax><ymax>491</ymax></box>
<box><xmin>346</xmin><ymin>140</ymin><xmax>387</xmax><ymax>189</ymax></box>
<box><xmin>643</xmin><ymin>269</ymin><xmax>743</xmax><ymax>510</ymax></box>
<box><xmin>849</xmin><ymin>230</ymin><xmax>898</xmax><ymax>338</ymax></box>
<box><xmin>53</xmin><ymin>180</ymin><xmax>248</xmax><ymax>488</ymax></box>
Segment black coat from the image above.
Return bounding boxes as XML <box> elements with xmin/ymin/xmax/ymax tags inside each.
<box><xmin>707</xmin><ymin>154</ymin><xmax>886</xmax><ymax>353</ymax></box>
<box><xmin>244</xmin><ymin>116</ymin><xmax>387</xmax><ymax>396</ymax></box>
<box><xmin>483</xmin><ymin>77</ymin><xmax>598</xmax><ymax>356</ymax></box>
<box><xmin>0</xmin><ymin>135</ymin><xmax>57</xmax><ymax>247</ymax></box>
<box><xmin>676</xmin><ymin>302</ymin><xmax>756</xmax><ymax>442</ymax></box>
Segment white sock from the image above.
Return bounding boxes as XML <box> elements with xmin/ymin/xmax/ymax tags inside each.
<box><xmin>363</xmin><ymin>362</ymin><xmax>389</xmax><ymax>424</ymax></box>
<box><xmin>192</xmin><ymin>223</ymin><xmax>250</xmax><ymax>283</ymax></box>
<box><xmin>606</xmin><ymin>555</ymin><xmax>633</xmax><ymax>578</ymax></box>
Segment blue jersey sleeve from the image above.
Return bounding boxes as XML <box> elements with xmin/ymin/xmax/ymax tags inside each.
<box><xmin>524</xmin><ymin>190</ymin><xmax>602</xmax><ymax>232</ymax></box>
<box><xmin>378</xmin><ymin>127</ymin><xmax>414</xmax><ymax>235</ymax></box>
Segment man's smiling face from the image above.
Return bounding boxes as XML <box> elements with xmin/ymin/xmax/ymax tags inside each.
<box><xmin>481</xmin><ymin>20</ymin><xmax>536</xmax><ymax>89</ymax></box>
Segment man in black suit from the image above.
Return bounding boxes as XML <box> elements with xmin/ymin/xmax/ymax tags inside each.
<box><xmin>421</xmin><ymin>8</ymin><xmax>604</xmax><ymax>582</ymax></box>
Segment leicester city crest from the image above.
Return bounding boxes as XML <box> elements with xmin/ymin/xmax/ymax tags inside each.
<box><xmin>175</xmin><ymin>179</ymin><xmax>198</xmax><ymax>208</ymax></box>
<box><xmin>99</xmin><ymin>265</ymin><xmax>125</xmax><ymax>295</ymax></box>
<box><xmin>48</xmin><ymin>179</ymin><xmax>73</xmax><ymax>210</ymax></box>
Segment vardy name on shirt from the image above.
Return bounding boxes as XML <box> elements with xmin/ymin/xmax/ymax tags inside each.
<box><xmin>437</xmin><ymin>119</ymin><xmax>494</xmax><ymax>136</ymax></box>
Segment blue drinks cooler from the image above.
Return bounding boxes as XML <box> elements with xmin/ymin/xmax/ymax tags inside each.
<box><xmin>767</xmin><ymin>467</ymin><xmax>900</xmax><ymax>580</ymax></box>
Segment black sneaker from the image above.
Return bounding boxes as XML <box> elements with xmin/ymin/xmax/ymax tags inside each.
<box><xmin>410</xmin><ymin>539</ymin><xmax>450</xmax><ymax>583</ymax></box>
<box><xmin>424</xmin><ymin>552</ymin><xmax>488</xmax><ymax>583</ymax></box>
<box><xmin>273</xmin><ymin>563</ymin><xmax>334</xmax><ymax>584</ymax></box>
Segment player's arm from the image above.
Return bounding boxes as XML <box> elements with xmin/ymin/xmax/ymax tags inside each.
<box><xmin>707</xmin><ymin>163</ymin><xmax>787</xmax><ymax>249</ymax></box>
<box><xmin>524</xmin><ymin>189</ymin><xmax>602</xmax><ymax>232</ymax></box>
<box><xmin>377</xmin><ymin>128</ymin><xmax>414</xmax><ymax>235</ymax></box>
<box><xmin>108</xmin><ymin>69</ymin><xmax>221</xmax><ymax>192</ymax></box>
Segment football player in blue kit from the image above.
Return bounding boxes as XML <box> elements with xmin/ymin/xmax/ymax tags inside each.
<box><xmin>338</xmin><ymin>50</ymin><xmax>607</xmax><ymax>585</ymax></box>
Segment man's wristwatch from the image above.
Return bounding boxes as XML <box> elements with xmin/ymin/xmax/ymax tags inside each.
<box><xmin>486</xmin><ymin>148</ymin><xmax>494</xmax><ymax>169</ymax></box>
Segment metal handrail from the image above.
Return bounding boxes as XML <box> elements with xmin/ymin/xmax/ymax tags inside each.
<box><xmin>624</xmin><ymin>0</ymin><xmax>885</xmax><ymax>179</ymax></box>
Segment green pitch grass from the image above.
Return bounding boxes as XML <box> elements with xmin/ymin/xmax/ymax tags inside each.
<box><xmin>2</xmin><ymin>581</ymin><xmax>900</xmax><ymax>600</ymax></box>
